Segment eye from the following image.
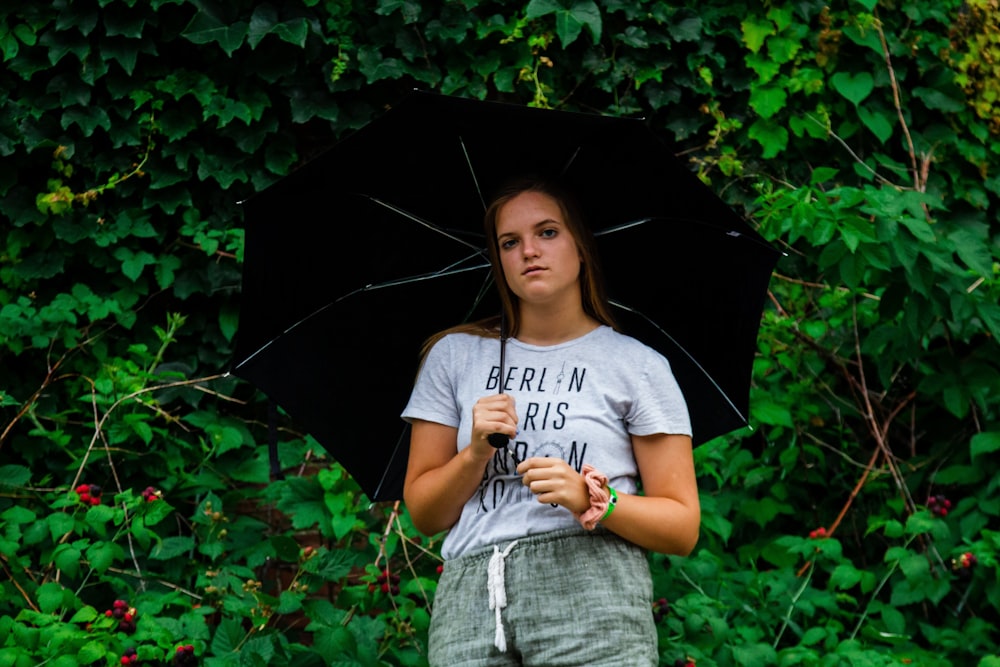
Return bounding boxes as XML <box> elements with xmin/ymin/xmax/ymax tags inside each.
<box><xmin>499</xmin><ymin>238</ymin><xmax>517</xmax><ymax>250</ymax></box>
<box><xmin>540</xmin><ymin>228</ymin><xmax>558</xmax><ymax>239</ymax></box>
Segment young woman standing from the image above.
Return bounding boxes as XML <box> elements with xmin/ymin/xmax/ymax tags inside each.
<box><xmin>403</xmin><ymin>176</ymin><xmax>700</xmax><ymax>666</ymax></box>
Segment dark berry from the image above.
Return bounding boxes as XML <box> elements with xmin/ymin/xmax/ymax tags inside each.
<box><xmin>928</xmin><ymin>494</ymin><xmax>952</xmax><ymax>518</ymax></box>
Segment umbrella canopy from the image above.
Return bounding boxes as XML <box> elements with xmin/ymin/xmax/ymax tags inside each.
<box><xmin>231</xmin><ymin>91</ymin><xmax>782</xmax><ymax>502</ymax></box>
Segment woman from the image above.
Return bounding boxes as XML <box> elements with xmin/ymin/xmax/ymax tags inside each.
<box><xmin>402</xmin><ymin>175</ymin><xmax>700</xmax><ymax>666</ymax></box>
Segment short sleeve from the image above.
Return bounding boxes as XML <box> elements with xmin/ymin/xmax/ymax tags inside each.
<box><xmin>400</xmin><ymin>335</ymin><xmax>461</xmax><ymax>428</ymax></box>
<box><xmin>624</xmin><ymin>350</ymin><xmax>692</xmax><ymax>437</ymax></box>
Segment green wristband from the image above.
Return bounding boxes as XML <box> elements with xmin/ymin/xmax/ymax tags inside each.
<box><xmin>601</xmin><ymin>486</ymin><xmax>618</xmax><ymax>522</ymax></box>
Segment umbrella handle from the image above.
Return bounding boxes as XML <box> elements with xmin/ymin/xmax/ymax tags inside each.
<box><xmin>487</xmin><ymin>433</ymin><xmax>509</xmax><ymax>448</ymax></box>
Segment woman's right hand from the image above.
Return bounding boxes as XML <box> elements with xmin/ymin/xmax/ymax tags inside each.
<box><xmin>403</xmin><ymin>395</ymin><xmax>518</xmax><ymax>536</ymax></box>
<box><xmin>471</xmin><ymin>393</ymin><xmax>517</xmax><ymax>456</ymax></box>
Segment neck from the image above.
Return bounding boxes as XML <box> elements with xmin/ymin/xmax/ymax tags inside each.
<box><xmin>515</xmin><ymin>303</ymin><xmax>599</xmax><ymax>346</ymax></box>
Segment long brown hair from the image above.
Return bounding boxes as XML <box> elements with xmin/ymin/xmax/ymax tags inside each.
<box><xmin>419</xmin><ymin>175</ymin><xmax>618</xmax><ymax>361</ymax></box>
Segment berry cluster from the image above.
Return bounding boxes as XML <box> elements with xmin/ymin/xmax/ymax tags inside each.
<box><xmin>141</xmin><ymin>486</ymin><xmax>161</xmax><ymax>502</ymax></box>
<box><xmin>120</xmin><ymin>647</ymin><xmax>138</xmax><ymax>665</ymax></box>
<box><xmin>173</xmin><ymin>644</ymin><xmax>196</xmax><ymax>666</ymax></box>
<box><xmin>105</xmin><ymin>599</ymin><xmax>137</xmax><ymax>634</ymax></box>
<box><xmin>368</xmin><ymin>569</ymin><xmax>400</xmax><ymax>595</ymax></box>
<box><xmin>952</xmin><ymin>551</ymin><xmax>978</xmax><ymax>579</ymax></box>
<box><xmin>809</xmin><ymin>527</ymin><xmax>828</xmax><ymax>539</ymax></box>
<box><xmin>673</xmin><ymin>659</ymin><xmax>696</xmax><ymax>667</ymax></box>
<box><xmin>652</xmin><ymin>597</ymin><xmax>670</xmax><ymax>623</ymax></box>
<box><xmin>928</xmin><ymin>495</ymin><xmax>952</xmax><ymax>517</ymax></box>
<box><xmin>75</xmin><ymin>484</ymin><xmax>102</xmax><ymax>506</ymax></box>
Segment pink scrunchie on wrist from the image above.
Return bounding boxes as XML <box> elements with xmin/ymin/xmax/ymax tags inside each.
<box><xmin>574</xmin><ymin>464</ymin><xmax>610</xmax><ymax>530</ymax></box>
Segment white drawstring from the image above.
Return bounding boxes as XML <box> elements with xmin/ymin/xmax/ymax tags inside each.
<box><xmin>487</xmin><ymin>540</ymin><xmax>519</xmax><ymax>652</ymax></box>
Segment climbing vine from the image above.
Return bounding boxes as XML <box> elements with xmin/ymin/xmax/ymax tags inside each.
<box><xmin>1</xmin><ymin>1</ymin><xmax>998</xmax><ymax>665</ymax></box>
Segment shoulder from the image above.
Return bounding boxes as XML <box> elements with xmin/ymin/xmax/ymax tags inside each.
<box><xmin>596</xmin><ymin>327</ymin><xmax>666</xmax><ymax>362</ymax></box>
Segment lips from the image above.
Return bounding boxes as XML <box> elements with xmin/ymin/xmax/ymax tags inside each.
<box><xmin>523</xmin><ymin>265</ymin><xmax>545</xmax><ymax>275</ymax></box>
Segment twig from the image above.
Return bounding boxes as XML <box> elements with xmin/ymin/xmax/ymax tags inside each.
<box><xmin>874</xmin><ymin>13</ymin><xmax>921</xmax><ymax>191</ymax></box>
<box><xmin>774</xmin><ymin>563</ymin><xmax>814</xmax><ymax>648</ymax></box>
<box><xmin>0</xmin><ymin>555</ymin><xmax>41</xmax><ymax>612</ymax></box>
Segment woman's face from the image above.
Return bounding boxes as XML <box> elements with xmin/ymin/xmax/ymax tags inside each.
<box><xmin>494</xmin><ymin>190</ymin><xmax>582</xmax><ymax>307</ymax></box>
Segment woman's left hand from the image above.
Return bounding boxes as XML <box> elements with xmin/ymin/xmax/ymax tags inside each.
<box><xmin>516</xmin><ymin>457</ymin><xmax>589</xmax><ymax>514</ymax></box>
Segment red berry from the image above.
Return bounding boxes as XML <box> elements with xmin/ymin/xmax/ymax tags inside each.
<box><xmin>121</xmin><ymin>658</ymin><xmax>130</xmax><ymax>665</ymax></box>
<box><xmin>79</xmin><ymin>492</ymin><xmax>91</xmax><ymax>503</ymax></box>
<box><xmin>76</xmin><ymin>485</ymin><xmax>91</xmax><ymax>495</ymax></box>
<box><xmin>105</xmin><ymin>610</ymin><xmax>113</xmax><ymax>617</ymax></box>
<box><xmin>90</xmin><ymin>497</ymin><xmax>100</xmax><ymax>505</ymax></box>
<box><xmin>380</xmin><ymin>582</ymin><xmax>390</xmax><ymax>593</ymax></box>
<box><xmin>436</xmin><ymin>565</ymin><xmax>444</xmax><ymax>574</ymax></box>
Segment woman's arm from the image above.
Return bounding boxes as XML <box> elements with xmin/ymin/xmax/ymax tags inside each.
<box><xmin>517</xmin><ymin>432</ymin><xmax>700</xmax><ymax>555</ymax></box>
<box><xmin>403</xmin><ymin>394</ymin><xmax>518</xmax><ymax>536</ymax></box>
<box><xmin>602</xmin><ymin>432</ymin><xmax>700</xmax><ymax>554</ymax></box>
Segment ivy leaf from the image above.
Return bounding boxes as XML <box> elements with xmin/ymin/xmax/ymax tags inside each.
<box><xmin>830</xmin><ymin>71</ymin><xmax>874</xmax><ymax>106</ymax></box>
<box><xmin>912</xmin><ymin>86</ymin><xmax>965</xmax><ymax>113</ymax></box>
<box><xmin>741</xmin><ymin>17</ymin><xmax>774</xmax><ymax>54</ymax></box>
<box><xmin>113</xmin><ymin>247</ymin><xmax>157</xmax><ymax>281</ymax></box>
<box><xmin>747</xmin><ymin>118</ymin><xmax>788</xmax><ymax>159</ymax></box>
<box><xmin>210</xmin><ymin>617</ymin><xmax>245</xmax><ymax>656</ymax></box>
<box><xmin>668</xmin><ymin>17</ymin><xmax>702</xmax><ymax>42</ymax></box>
<box><xmin>61</xmin><ymin>106</ymin><xmax>112</xmax><ymax>134</ymax></box>
<box><xmin>857</xmin><ymin>105</ymin><xmax>893</xmax><ymax>143</ymax></box>
<box><xmin>526</xmin><ymin>0</ymin><xmax>602</xmax><ymax>47</ymax></box>
<box><xmin>77</xmin><ymin>641</ymin><xmax>108</xmax><ymax>664</ymax></box>
<box><xmin>86</xmin><ymin>540</ymin><xmax>121</xmax><ymax>573</ymax></box>
<box><xmin>356</xmin><ymin>45</ymin><xmax>407</xmax><ymax>82</ymax></box>
<box><xmin>274</xmin><ymin>19</ymin><xmax>309</xmax><ymax>48</ymax></box>
<box><xmin>37</xmin><ymin>582</ymin><xmax>68</xmax><ymax>614</ymax></box>
<box><xmin>0</xmin><ymin>464</ymin><xmax>31</xmax><ymax>488</ymax></box>
<box><xmin>749</xmin><ymin>84</ymin><xmax>787</xmax><ymax>119</ymax></box>
<box><xmin>182</xmin><ymin>13</ymin><xmax>249</xmax><ymax>56</ymax></box>
<box><xmin>971</xmin><ymin>432</ymin><xmax>1000</xmax><ymax>459</ymax></box>
<box><xmin>248</xmin><ymin>4</ymin><xmax>279</xmax><ymax>48</ymax></box>
<box><xmin>830</xmin><ymin>563</ymin><xmax>863</xmax><ymax>590</ymax></box>
<box><xmin>154</xmin><ymin>254</ymin><xmax>182</xmax><ymax>290</ymax></box>
<box><xmin>151</xmin><ymin>536</ymin><xmax>196</xmax><ymax>560</ymax></box>
<box><xmin>949</xmin><ymin>227</ymin><xmax>994</xmax><ymax>276</ymax></box>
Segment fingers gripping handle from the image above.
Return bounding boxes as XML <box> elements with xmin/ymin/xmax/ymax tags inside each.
<box><xmin>489</xmin><ymin>314</ymin><xmax>510</xmax><ymax>451</ymax></box>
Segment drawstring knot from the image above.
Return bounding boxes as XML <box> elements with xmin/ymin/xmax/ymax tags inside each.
<box><xmin>487</xmin><ymin>540</ymin><xmax>519</xmax><ymax>652</ymax></box>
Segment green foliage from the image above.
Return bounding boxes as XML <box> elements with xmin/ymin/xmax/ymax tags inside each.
<box><xmin>2</xmin><ymin>0</ymin><xmax>999</xmax><ymax>665</ymax></box>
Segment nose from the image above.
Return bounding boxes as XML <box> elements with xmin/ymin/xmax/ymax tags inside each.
<box><xmin>521</xmin><ymin>238</ymin><xmax>539</xmax><ymax>259</ymax></box>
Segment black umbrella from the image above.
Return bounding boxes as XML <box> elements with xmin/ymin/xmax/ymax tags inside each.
<box><xmin>230</xmin><ymin>91</ymin><xmax>781</xmax><ymax>502</ymax></box>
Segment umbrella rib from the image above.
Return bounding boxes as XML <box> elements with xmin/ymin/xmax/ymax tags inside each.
<box><xmin>458</xmin><ymin>136</ymin><xmax>486</xmax><ymax>213</ymax></box>
<box><xmin>232</xmin><ymin>256</ymin><xmax>490</xmax><ymax>372</ymax></box>
<box><xmin>352</xmin><ymin>259</ymin><xmax>490</xmax><ymax>292</ymax></box>
<box><xmin>610</xmin><ymin>299</ymin><xmax>749</xmax><ymax>426</ymax></box>
<box><xmin>365</xmin><ymin>195</ymin><xmax>485</xmax><ymax>251</ymax></box>
<box><xmin>596</xmin><ymin>217</ymin><xmax>786</xmax><ymax>255</ymax></box>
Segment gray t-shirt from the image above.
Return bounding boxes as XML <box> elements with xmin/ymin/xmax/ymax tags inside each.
<box><xmin>401</xmin><ymin>325</ymin><xmax>691</xmax><ymax>559</ymax></box>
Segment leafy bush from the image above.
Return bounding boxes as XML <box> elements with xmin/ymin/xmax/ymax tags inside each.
<box><xmin>1</xmin><ymin>1</ymin><xmax>998</xmax><ymax>665</ymax></box>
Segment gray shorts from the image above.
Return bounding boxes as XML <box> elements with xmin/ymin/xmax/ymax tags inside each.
<box><xmin>428</xmin><ymin>527</ymin><xmax>657</xmax><ymax>667</ymax></box>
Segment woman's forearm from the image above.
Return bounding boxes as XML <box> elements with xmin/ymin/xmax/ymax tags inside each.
<box><xmin>404</xmin><ymin>444</ymin><xmax>491</xmax><ymax>536</ymax></box>
<box><xmin>598</xmin><ymin>492</ymin><xmax>700</xmax><ymax>555</ymax></box>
